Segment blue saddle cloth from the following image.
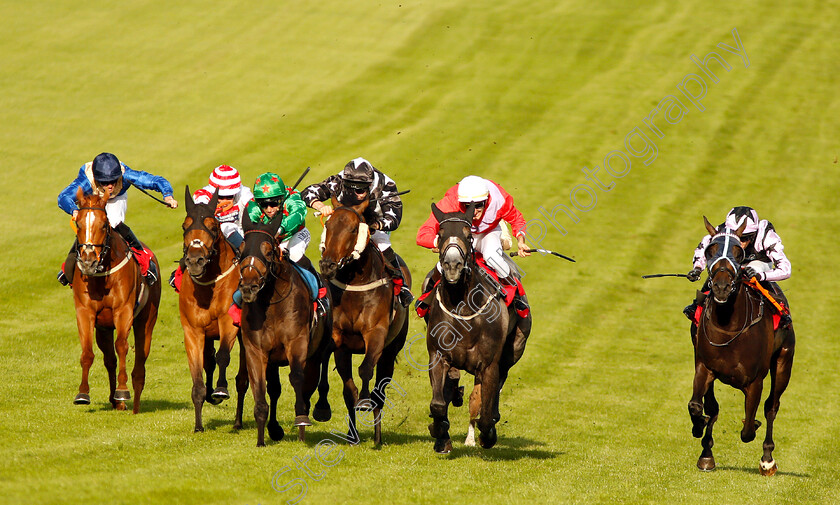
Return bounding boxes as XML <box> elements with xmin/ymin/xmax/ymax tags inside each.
<box><xmin>291</xmin><ymin>262</ymin><xmax>319</xmax><ymax>301</ymax></box>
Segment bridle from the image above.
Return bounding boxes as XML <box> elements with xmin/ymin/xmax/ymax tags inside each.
<box><xmin>239</xmin><ymin>229</ymin><xmax>279</xmax><ymax>292</ymax></box>
<box><xmin>182</xmin><ymin>211</ymin><xmax>221</xmax><ymax>269</ymax></box>
<box><xmin>323</xmin><ymin>206</ymin><xmax>370</xmax><ymax>272</ymax></box>
<box><xmin>438</xmin><ymin>217</ymin><xmax>474</xmax><ymax>281</ymax></box>
<box><xmin>76</xmin><ymin>206</ymin><xmax>112</xmax><ymax>272</ymax></box>
<box><xmin>706</xmin><ymin>232</ymin><xmax>744</xmax><ymax>301</ymax></box>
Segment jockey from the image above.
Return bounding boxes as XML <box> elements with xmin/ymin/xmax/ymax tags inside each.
<box><xmin>228</xmin><ymin>172</ymin><xmax>328</xmax><ymax>324</ymax></box>
<box><xmin>415</xmin><ymin>175</ymin><xmax>530</xmax><ymax>314</ymax></box>
<box><xmin>684</xmin><ymin>206</ymin><xmax>792</xmax><ymax>325</ymax></box>
<box><xmin>57</xmin><ymin>152</ymin><xmax>177</xmax><ymax>286</ymax></box>
<box><xmin>169</xmin><ymin>164</ymin><xmax>253</xmax><ymax>289</ymax></box>
<box><xmin>301</xmin><ymin>157</ymin><xmax>413</xmax><ymax>307</ymax></box>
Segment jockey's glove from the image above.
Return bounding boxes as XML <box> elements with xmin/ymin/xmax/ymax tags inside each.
<box><xmin>743</xmin><ymin>266</ymin><xmax>764</xmax><ymax>281</ymax></box>
<box><xmin>687</xmin><ymin>268</ymin><xmax>702</xmax><ymax>282</ymax></box>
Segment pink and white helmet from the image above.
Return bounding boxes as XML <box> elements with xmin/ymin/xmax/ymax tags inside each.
<box><xmin>209</xmin><ymin>165</ymin><xmax>242</xmax><ymax>197</ymax></box>
<box><xmin>724</xmin><ymin>206</ymin><xmax>759</xmax><ymax>234</ymax></box>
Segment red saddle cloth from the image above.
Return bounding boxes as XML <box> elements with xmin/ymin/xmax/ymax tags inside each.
<box><xmin>473</xmin><ymin>254</ymin><xmax>525</xmax><ymax>307</ymax></box>
<box><xmin>693</xmin><ymin>290</ymin><xmax>782</xmax><ymax>330</ymax></box>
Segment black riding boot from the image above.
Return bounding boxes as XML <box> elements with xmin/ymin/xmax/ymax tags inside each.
<box><xmin>296</xmin><ymin>254</ymin><xmax>329</xmax><ymax>319</ymax></box>
<box><xmin>115</xmin><ymin>222</ymin><xmax>158</xmax><ymax>285</ymax></box>
<box><xmin>57</xmin><ymin>240</ymin><xmax>78</xmax><ymax>286</ymax></box>
<box><xmin>683</xmin><ymin>284</ymin><xmax>709</xmax><ymax>322</ymax></box>
<box><xmin>414</xmin><ymin>267</ymin><xmax>441</xmax><ymax>315</ymax></box>
<box><xmin>382</xmin><ymin>247</ymin><xmax>413</xmax><ymax>307</ymax></box>
<box><xmin>501</xmin><ymin>273</ymin><xmax>529</xmax><ymax>314</ymax></box>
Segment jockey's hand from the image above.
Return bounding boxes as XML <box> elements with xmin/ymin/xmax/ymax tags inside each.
<box><xmin>72</xmin><ymin>210</ymin><xmax>78</xmax><ymax>220</ymax></box>
<box><xmin>516</xmin><ymin>236</ymin><xmax>530</xmax><ymax>257</ymax></box>
<box><xmin>164</xmin><ymin>196</ymin><xmax>178</xmax><ymax>209</ymax></box>
<box><xmin>317</xmin><ymin>203</ymin><xmax>333</xmax><ymax>217</ymax></box>
<box><xmin>370</xmin><ymin>221</ymin><xmax>380</xmax><ymax>231</ymax></box>
<box><xmin>744</xmin><ymin>266</ymin><xmax>764</xmax><ymax>281</ymax></box>
<box><xmin>687</xmin><ymin>268</ymin><xmax>702</xmax><ymax>282</ymax></box>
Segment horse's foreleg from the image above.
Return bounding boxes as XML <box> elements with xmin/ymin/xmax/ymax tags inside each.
<box><xmin>244</xmin><ymin>342</ymin><xmax>269</xmax><ymax>447</ymax></box>
<box><xmin>112</xmin><ymin>307</ymin><xmax>134</xmax><ymax>406</ymax></box>
<box><xmin>358</xmin><ymin>327</ymin><xmax>387</xmax><ymax>404</ymax></box>
<box><xmin>698</xmin><ymin>383</ymin><xmax>719</xmax><ymax>471</ymax></box>
<box><xmin>335</xmin><ymin>347</ymin><xmax>360</xmax><ymax>444</ymax></box>
<box><xmin>369</xmin><ymin>332</ymin><xmax>405</xmax><ymax>446</ymax></box>
<box><xmin>130</xmin><ymin>305</ymin><xmax>155</xmax><ymax>414</ymax></box>
<box><xmin>183</xmin><ymin>327</ymin><xmax>207</xmax><ymax>432</ymax></box>
<box><xmin>465</xmin><ymin>381</ymin><xmax>481</xmax><ymax>447</ymax></box>
<box><xmin>212</xmin><ymin>320</ymin><xmax>238</xmax><ymax>401</ymax></box>
<box><xmin>477</xmin><ymin>363</ymin><xmax>500</xmax><ymax>449</ymax></box>
<box><xmin>288</xmin><ymin>335</ymin><xmax>313</xmax><ymax>441</ymax></box>
<box><xmin>233</xmin><ymin>331</ymin><xmax>248</xmax><ymax>430</ymax></box>
<box><xmin>74</xmin><ymin>310</ymin><xmax>96</xmax><ymax>406</ymax></box>
<box><xmin>741</xmin><ymin>377</ymin><xmax>765</xmax><ymax>444</ymax></box>
<box><xmin>761</xmin><ymin>335</ymin><xmax>795</xmax><ymax>476</ymax></box>
<box><xmin>689</xmin><ymin>361</ymin><xmax>714</xmax><ymax>438</ymax></box>
<box><xmin>428</xmin><ymin>354</ymin><xmax>452</xmax><ymax>454</ymax></box>
<box><xmin>266</xmin><ymin>363</ymin><xmax>284</xmax><ymax>442</ymax></box>
<box><xmin>94</xmin><ymin>327</ymin><xmax>116</xmax><ymax>408</ymax></box>
<box><xmin>313</xmin><ymin>340</ymin><xmax>334</xmax><ymax>423</ymax></box>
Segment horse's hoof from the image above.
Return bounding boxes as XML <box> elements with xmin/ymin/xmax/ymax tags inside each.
<box><xmin>205</xmin><ymin>395</ymin><xmax>223</xmax><ymax>406</ymax></box>
<box><xmin>294</xmin><ymin>415</ymin><xmax>313</xmax><ymax>427</ymax></box>
<box><xmin>452</xmin><ymin>386</ymin><xmax>465</xmax><ymax>407</ymax></box>
<box><xmin>194</xmin><ymin>426</ymin><xmax>205</xmax><ymax>433</ymax></box>
<box><xmin>697</xmin><ymin>456</ymin><xmax>716</xmax><ymax>471</ymax></box>
<box><xmin>74</xmin><ymin>393</ymin><xmax>91</xmax><ymax>405</ymax></box>
<box><xmin>760</xmin><ymin>459</ymin><xmax>777</xmax><ymax>476</ymax></box>
<box><xmin>313</xmin><ymin>406</ymin><xmax>332</xmax><ymax>422</ymax></box>
<box><xmin>114</xmin><ymin>389</ymin><xmax>131</xmax><ymax>401</ymax></box>
<box><xmin>268</xmin><ymin>423</ymin><xmax>284</xmax><ymax>441</ymax></box>
<box><xmin>211</xmin><ymin>387</ymin><xmax>230</xmax><ymax>401</ymax></box>
<box><xmin>434</xmin><ymin>438</ymin><xmax>453</xmax><ymax>454</ymax></box>
<box><xmin>479</xmin><ymin>427</ymin><xmax>497</xmax><ymax>449</ymax></box>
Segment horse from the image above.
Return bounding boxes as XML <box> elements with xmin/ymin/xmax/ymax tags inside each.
<box><xmin>238</xmin><ymin>211</ymin><xmax>333</xmax><ymax>446</ymax></box>
<box><xmin>70</xmin><ymin>187</ymin><xmax>161</xmax><ymax>414</ymax></box>
<box><xmin>688</xmin><ymin>217</ymin><xmax>795</xmax><ymax>475</ymax></box>
<box><xmin>178</xmin><ymin>186</ymin><xmax>248</xmax><ymax>433</ymax></box>
<box><xmin>424</xmin><ymin>203</ymin><xmax>531</xmax><ymax>454</ymax></box>
<box><xmin>318</xmin><ymin>199</ymin><xmax>411</xmax><ymax>446</ymax></box>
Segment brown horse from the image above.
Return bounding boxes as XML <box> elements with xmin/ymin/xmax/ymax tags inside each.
<box><xmin>688</xmin><ymin>217</ymin><xmax>795</xmax><ymax>475</ymax></box>
<box><xmin>70</xmin><ymin>188</ymin><xmax>161</xmax><ymax>413</ymax></box>
<box><xmin>179</xmin><ymin>186</ymin><xmax>248</xmax><ymax>432</ymax></box>
<box><xmin>318</xmin><ymin>201</ymin><xmax>411</xmax><ymax>446</ymax></box>
<box><xmin>425</xmin><ymin>203</ymin><xmax>531</xmax><ymax>454</ymax></box>
<box><xmin>239</xmin><ymin>211</ymin><xmax>333</xmax><ymax>446</ymax></box>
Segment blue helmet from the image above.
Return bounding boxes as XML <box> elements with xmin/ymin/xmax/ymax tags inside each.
<box><xmin>92</xmin><ymin>153</ymin><xmax>122</xmax><ymax>184</ymax></box>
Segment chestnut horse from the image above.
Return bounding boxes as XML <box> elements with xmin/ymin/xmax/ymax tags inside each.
<box><xmin>70</xmin><ymin>188</ymin><xmax>161</xmax><ymax>413</ymax></box>
<box><xmin>179</xmin><ymin>186</ymin><xmax>248</xmax><ymax>432</ymax></box>
<box><xmin>239</xmin><ymin>211</ymin><xmax>333</xmax><ymax>446</ymax></box>
<box><xmin>425</xmin><ymin>203</ymin><xmax>531</xmax><ymax>454</ymax></box>
<box><xmin>688</xmin><ymin>217</ymin><xmax>795</xmax><ymax>475</ymax></box>
<box><xmin>318</xmin><ymin>201</ymin><xmax>411</xmax><ymax>445</ymax></box>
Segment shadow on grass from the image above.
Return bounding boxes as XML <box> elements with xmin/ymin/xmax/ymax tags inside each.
<box><xmin>88</xmin><ymin>399</ymin><xmax>187</xmax><ymax>413</ymax></box>
<box><xmin>714</xmin><ymin>465</ymin><xmax>810</xmax><ymax>478</ymax></box>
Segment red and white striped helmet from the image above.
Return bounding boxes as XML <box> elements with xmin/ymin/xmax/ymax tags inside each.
<box><xmin>208</xmin><ymin>165</ymin><xmax>242</xmax><ymax>197</ymax></box>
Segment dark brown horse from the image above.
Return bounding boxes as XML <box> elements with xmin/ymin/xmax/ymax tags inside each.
<box><xmin>70</xmin><ymin>188</ymin><xmax>161</xmax><ymax>413</ymax></box>
<box><xmin>239</xmin><ymin>211</ymin><xmax>333</xmax><ymax>446</ymax></box>
<box><xmin>688</xmin><ymin>217</ymin><xmax>795</xmax><ymax>475</ymax></box>
<box><xmin>425</xmin><ymin>203</ymin><xmax>531</xmax><ymax>454</ymax></box>
<box><xmin>318</xmin><ymin>200</ymin><xmax>411</xmax><ymax>445</ymax></box>
<box><xmin>179</xmin><ymin>186</ymin><xmax>248</xmax><ymax>432</ymax></box>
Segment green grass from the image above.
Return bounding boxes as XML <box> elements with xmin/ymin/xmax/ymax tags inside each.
<box><xmin>2</xmin><ymin>1</ymin><xmax>839</xmax><ymax>503</ymax></box>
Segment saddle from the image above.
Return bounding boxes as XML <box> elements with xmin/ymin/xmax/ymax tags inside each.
<box><xmin>692</xmin><ymin>283</ymin><xmax>789</xmax><ymax>331</ymax></box>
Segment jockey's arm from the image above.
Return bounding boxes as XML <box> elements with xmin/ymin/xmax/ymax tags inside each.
<box><xmin>57</xmin><ymin>166</ymin><xmax>91</xmax><ymax>216</ymax></box>
<box><xmin>278</xmin><ymin>192</ymin><xmax>307</xmax><ymax>240</ymax></box>
<box><xmin>416</xmin><ymin>212</ymin><xmax>440</xmax><ymax>250</ymax></box>
<box><xmin>758</xmin><ymin>230</ymin><xmax>791</xmax><ymax>282</ymax></box>
<box><xmin>301</xmin><ymin>176</ymin><xmax>340</xmax><ymax>213</ymax></box>
<box><xmin>691</xmin><ymin>234</ymin><xmax>713</xmax><ymax>271</ymax></box>
<box><xmin>122</xmin><ymin>166</ymin><xmax>178</xmax><ymax>208</ymax></box>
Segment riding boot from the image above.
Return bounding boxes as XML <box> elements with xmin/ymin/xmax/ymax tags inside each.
<box><xmin>382</xmin><ymin>247</ymin><xmax>413</xmax><ymax>307</ymax></box>
<box><xmin>296</xmin><ymin>254</ymin><xmax>329</xmax><ymax>320</ymax></box>
<box><xmin>169</xmin><ymin>257</ymin><xmax>186</xmax><ymax>291</ymax></box>
<box><xmin>501</xmin><ymin>273</ymin><xmax>529</xmax><ymax>317</ymax></box>
<box><xmin>684</xmin><ymin>290</ymin><xmax>708</xmax><ymax>322</ymax></box>
<box><xmin>115</xmin><ymin>222</ymin><xmax>158</xmax><ymax>285</ymax></box>
<box><xmin>228</xmin><ymin>290</ymin><xmax>243</xmax><ymax>327</ymax></box>
<box><xmin>57</xmin><ymin>240</ymin><xmax>78</xmax><ymax>286</ymax></box>
<box><xmin>414</xmin><ymin>268</ymin><xmax>441</xmax><ymax>317</ymax></box>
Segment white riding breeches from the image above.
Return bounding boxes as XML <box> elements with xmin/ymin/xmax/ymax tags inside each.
<box><xmin>105</xmin><ymin>193</ymin><xmax>128</xmax><ymax>228</ymax></box>
<box><xmin>370</xmin><ymin>229</ymin><xmax>391</xmax><ymax>252</ymax></box>
<box><xmin>279</xmin><ymin>228</ymin><xmax>311</xmax><ymax>263</ymax></box>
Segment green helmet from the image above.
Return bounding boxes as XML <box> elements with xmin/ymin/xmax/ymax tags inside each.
<box><xmin>252</xmin><ymin>172</ymin><xmax>289</xmax><ymax>200</ymax></box>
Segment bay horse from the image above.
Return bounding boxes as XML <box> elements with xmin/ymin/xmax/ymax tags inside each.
<box><xmin>179</xmin><ymin>186</ymin><xmax>248</xmax><ymax>433</ymax></box>
<box><xmin>425</xmin><ymin>203</ymin><xmax>531</xmax><ymax>454</ymax></box>
<box><xmin>70</xmin><ymin>187</ymin><xmax>161</xmax><ymax>413</ymax></box>
<box><xmin>318</xmin><ymin>199</ymin><xmax>411</xmax><ymax>446</ymax></box>
<box><xmin>239</xmin><ymin>211</ymin><xmax>333</xmax><ymax>446</ymax></box>
<box><xmin>688</xmin><ymin>217</ymin><xmax>795</xmax><ymax>475</ymax></box>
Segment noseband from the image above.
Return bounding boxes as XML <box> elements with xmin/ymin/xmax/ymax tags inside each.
<box><xmin>438</xmin><ymin>217</ymin><xmax>473</xmax><ymax>279</ymax></box>
<box><xmin>183</xmin><ymin>213</ymin><xmax>221</xmax><ymax>266</ymax></box>
<box><xmin>240</xmin><ymin>229</ymin><xmax>278</xmax><ymax>291</ymax></box>
<box><xmin>76</xmin><ymin>206</ymin><xmax>112</xmax><ymax>272</ymax></box>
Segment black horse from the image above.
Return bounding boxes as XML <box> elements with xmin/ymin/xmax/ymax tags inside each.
<box><xmin>688</xmin><ymin>217</ymin><xmax>795</xmax><ymax>475</ymax></box>
<box><xmin>425</xmin><ymin>203</ymin><xmax>531</xmax><ymax>454</ymax></box>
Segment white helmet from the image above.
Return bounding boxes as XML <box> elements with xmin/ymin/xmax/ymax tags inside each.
<box><xmin>457</xmin><ymin>176</ymin><xmax>489</xmax><ymax>202</ymax></box>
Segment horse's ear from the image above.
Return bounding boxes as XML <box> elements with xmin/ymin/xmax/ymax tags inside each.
<box><xmin>184</xmin><ymin>185</ymin><xmax>194</xmax><ymax>214</ymax></box>
<box><xmin>464</xmin><ymin>202</ymin><xmax>476</xmax><ymax>223</ymax></box>
<box><xmin>330</xmin><ymin>195</ymin><xmax>339</xmax><ymax>210</ymax></box>
<box><xmin>101</xmin><ymin>187</ymin><xmax>111</xmax><ymax>205</ymax></box>
<box><xmin>431</xmin><ymin>203</ymin><xmax>445</xmax><ymax>222</ymax></box>
<box><xmin>354</xmin><ymin>197</ymin><xmax>370</xmax><ymax>215</ymax></box>
<box><xmin>734</xmin><ymin>220</ymin><xmax>747</xmax><ymax>238</ymax></box>
<box><xmin>703</xmin><ymin>216</ymin><xmax>717</xmax><ymax>236</ymax></box>
<box><xmin>208</xmin><ymin>188</ymin><xmax>219</xmax><ymax>210</ymax></box>
<box><xmin>242</xmin><ymin>207</ymin><xmax>255</xmax><ymax>232</ymax></box>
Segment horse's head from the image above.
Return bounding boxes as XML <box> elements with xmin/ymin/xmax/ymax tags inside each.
<box><xmin>432</xmin><ymin>202</ymin><xmax>475</xmax><ymax>284</ymax></box>
<box><xmin>238</xmin><ymin>210</ymin><xmax>283</xmax><ymax>303</ymax></box>
<box><xmin>74</xmin><ymin>187</ymin><xmax>112</xmax><ymax>276</ymax></box>
<box><xmin>319</xmin><ymin>199</ymin><xmax>370</xmax><ymax>279</ymax></box>
<box><xmin>182</xmin><ymin>185</ymin><xmax>221</xmax><ymax>278</ymax></box>
<box><xmin>703</xmin><ymin>216</ymin><xmax>747</xmax><ymax>303</ymax></box>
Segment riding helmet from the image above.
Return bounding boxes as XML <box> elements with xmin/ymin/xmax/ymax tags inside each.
<box><xmin>252</xmin><ymin>172</ymin><xmax>288</xmax><ymax>200</ymax></box>
<box><xmin>341</xmin><ymin>158</ymin><xmax>374</xmax><ymax>189</ymax></box>
<box><xmin>457</xmin><ymin>175</ymin><xmax>490</xmax><ymax>202</ymax></box>
<box><xmin>92</xmin><ymin>152</ymin><xmax>122</xmax><ymax>184</ymax></box>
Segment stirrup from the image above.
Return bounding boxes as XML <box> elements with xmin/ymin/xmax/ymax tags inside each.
<box><xmin>398</xmin><ymin>287</ymin><xmax>414</xmax><ymax>307</ymax></box>
<box><xmin>57</xmin><ymin>270</ymin><xmax>70</xmax><ymax>286</ymax></box>
<box><xmin>683</xmin><ymin>303</ymin><xmax>697</xmax><ymax>321</ymax></box>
